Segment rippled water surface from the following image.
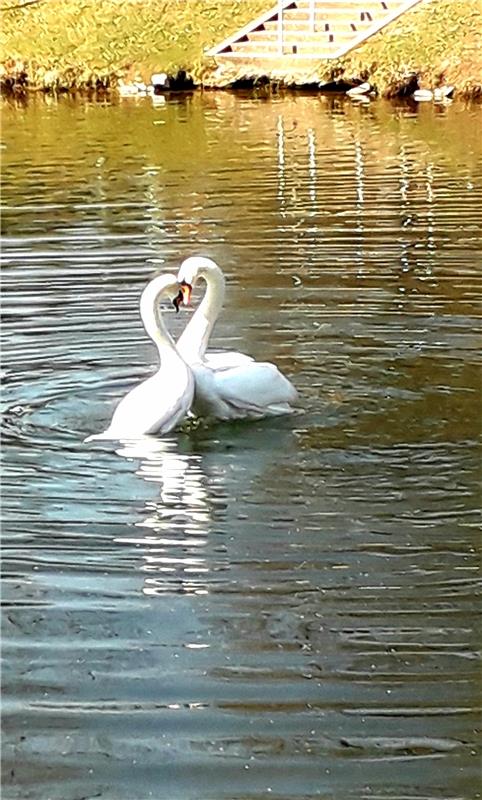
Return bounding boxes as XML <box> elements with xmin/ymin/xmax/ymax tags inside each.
<box><xmin>2</xmin><ymin>92</ymin><xmax>481</xmax><ymax>800</ymax></box>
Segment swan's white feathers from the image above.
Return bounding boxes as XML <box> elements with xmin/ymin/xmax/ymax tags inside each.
<box><xmin>102</xmin><ymin>367</ymin><xmax>194</xmax><ymax>438</ymax></box>
<box><xmin>87</xmin><ymin>273</ymin><xmax>194</xmax><ymax>441</ymax></box>
<box><xmin>203</xmin><ymin>351</ymin><xmax>254</xmax><ymax>370</ymax></box>
<box><xmin>191</xmin><ymin>360</ymin><xmax>298</xmax><ymax>420</ymax></box>
<box><xmin>216</xmin><ymin>362</ymin><xmax>298</xmax><ymax>408</ymax></box>
<box><xmin>176</xmin><ymin>256</ymin><xmax>298</xmax><ymax>422</ymax></box>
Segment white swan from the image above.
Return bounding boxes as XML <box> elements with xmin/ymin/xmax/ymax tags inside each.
<box><xmin>174</xmin><ymin>256</ymin><xmax>298</xmax><ymax>421</ymax></box>
<box><xmin>87</xmin><ymin>274</ymin><xmax>194</xmax><ymax>440</ymax></box>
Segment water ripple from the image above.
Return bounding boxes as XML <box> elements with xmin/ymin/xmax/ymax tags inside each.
<box><xmin>2</xmin><ymin>94</ymin><xmax>481</xmax><ymax>800</ymax></box>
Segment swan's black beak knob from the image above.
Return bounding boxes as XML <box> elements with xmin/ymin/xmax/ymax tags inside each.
<box><xmin>172</xmin><ymin>289</ymin><xmax>183</xmax><ymax>313</ymax></box>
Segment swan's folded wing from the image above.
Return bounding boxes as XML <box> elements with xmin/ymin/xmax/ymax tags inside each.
<box><xmin>214</xmin><ymin>361</ymin><xmax>298</xmax><ymax>411</ymax></box>
<box><xmin>204</xmin><ymin>351</ymin><xmax>254</xmax><ymax>371</ymax></box>
<box><xmin>102</xmin><ymin>372</ymin><xmax>194</xmax><ymax>438</ymax></box>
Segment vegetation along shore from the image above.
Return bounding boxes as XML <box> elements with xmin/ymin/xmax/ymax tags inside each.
<box><xmin>1</xmin><ymin>0</ymin><xmax>481</xmax><ymax>99</ymax></box>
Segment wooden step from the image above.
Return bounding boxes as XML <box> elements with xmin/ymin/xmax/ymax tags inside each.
<box><xmin>230</xmin><ymin>40</ymin><xmax>280</xmax><ymax>53</ymax></box>
<box><xmin>231</xmin><ymin>38</ymin><xmax>333</xmax><ymax>52</ymax></box>
<box><xmin>293</xmin><ymin>0</ymin><xmax>396</xmax><ymax>9</ymax></box>
<box><xmin>262</xmin><ymin>19</ymin><xmax>377</xmax><ymax>34</ymax></box>
<box><xmin>257</xmin><ymin>12</ymin><xmax>389</xmax><ymax>32</ymax></box>
<box><xmin>206</xmin><ymin>0</ymin><xmax>424</xmax><ymax>60</ymax></box>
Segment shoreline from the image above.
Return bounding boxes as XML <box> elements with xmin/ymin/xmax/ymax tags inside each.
<box><xmin>1</xmin><ymin>72</ymin><xmax>481</xmax><ymax>102</ymax></box>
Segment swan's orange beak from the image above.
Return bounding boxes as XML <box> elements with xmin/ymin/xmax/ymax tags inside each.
<box><xmin>180</xmin><ymin>282</ymin><xmax>192</xmax><ymax>306</ymax></box>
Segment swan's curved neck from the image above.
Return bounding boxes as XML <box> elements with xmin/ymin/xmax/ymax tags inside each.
<box><xmin>140</xmin><ymin>284</ymin><xmax>178</xmax><ymax>363</ymax></box>
<box><xmin>177</xmin><ymin>265</ymin><xmax>225</xmax><ymax>361</ymax></box>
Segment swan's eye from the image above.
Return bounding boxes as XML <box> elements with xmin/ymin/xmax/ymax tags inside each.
<box><xmin>172</xmin><ymin>290</ymin><xmax>183</xmax><ymax>313</ymax></box>
<box><xmin>180</xmin><ymin>282</ymin><xmax>192</xmax><ymax>306</ymax></box>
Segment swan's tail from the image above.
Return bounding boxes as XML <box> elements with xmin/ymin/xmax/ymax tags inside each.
<box><xmin>83</xmin><ymin>430</ymin><xmax>113</xmax><ymax>443</ymax></box>
<box><xmin>263</xmin><ymin>402</ymin><xmax>297</xmax><ymax>417</ymax></box>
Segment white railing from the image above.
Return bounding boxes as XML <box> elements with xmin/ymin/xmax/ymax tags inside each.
<box><xmin>277</xmin><ymin>0</ymin><xmax>284</xmax><ymax>54</ymax></box>
<box><xmin>309</xmin><ymin>0</ymin><xmax>316</xmax><ymax>32</ymax></box>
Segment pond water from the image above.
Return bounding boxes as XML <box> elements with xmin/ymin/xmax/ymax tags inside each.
<box><xmin>1</xmin><ymin>91</ymin><xmax>481</xmax><ymax>800</ymax></box>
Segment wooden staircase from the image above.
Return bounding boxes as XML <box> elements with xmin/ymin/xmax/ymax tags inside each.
<box><xmin>207</xmin><ymin>0</ymin><xmax>424</xmax><ymax>61</ymax></box>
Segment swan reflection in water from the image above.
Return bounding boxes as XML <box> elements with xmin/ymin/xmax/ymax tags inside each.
<box><xmin>113</xmin><ymin>435</ymin><xmax>214</xmax><ymax>597</ymax></box>
<box><xmin>110</xmin><ymin>420</ymin><xmax>297</xmax><ymax>599</ymax></box>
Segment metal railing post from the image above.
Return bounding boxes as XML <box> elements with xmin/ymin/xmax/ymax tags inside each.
<box><xmin>278</xmin><ymin>0</ymin><xmax>284</xmax><ymax>54</ymax></box>
<box><xmin>309</xmin><ymin>0</ymin><xmax>315</xmax><ymax>31</ymax></box>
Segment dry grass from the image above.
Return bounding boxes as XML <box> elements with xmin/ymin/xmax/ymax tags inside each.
<box><xmin>338</xmin><ymin>0</ymin><xmax>482</xmax><ymax>97</ymax></box>
<box><xmin>0</xmin><ymin>0</ymin><xmax>481</xmax><ymax>96</ymax></box>
<box><xmin>0</xmin><ymin>0</ymin><xmax>267</xmax><ymax>88</ymax></box>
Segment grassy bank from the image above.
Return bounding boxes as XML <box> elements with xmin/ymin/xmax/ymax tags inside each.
<box><xmin>1</xmin><ymin>0</ymin><xmax>481</xmax><ymax>97</ymax></box>
<box><xmin>0</xmin><ymin>0</ymin><xmax>266</xmax><ymax>89</ymax></box>
<box><xmin>340</xmin><ymin>0</ymin><xmax>482</xmax><ymax>98</ymax></box>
